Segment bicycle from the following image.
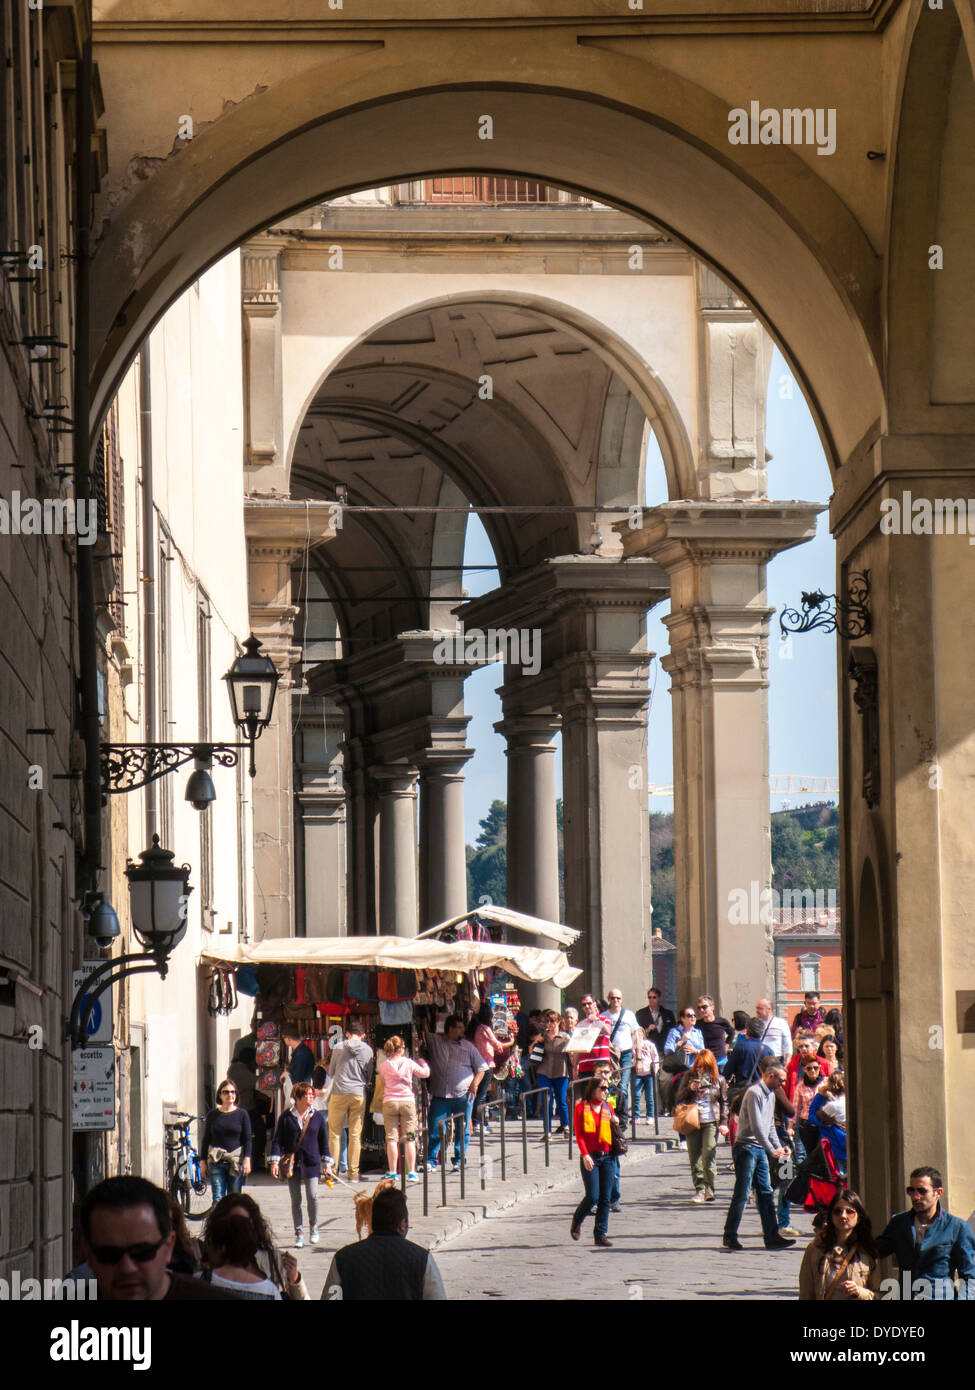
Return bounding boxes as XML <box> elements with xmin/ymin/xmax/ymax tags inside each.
<box><xmin>164</xmin><ymin>1112</ymin><xmax>212</xmax><ymax>1221</ymax></box>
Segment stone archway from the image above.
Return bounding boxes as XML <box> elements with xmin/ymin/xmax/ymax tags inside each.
<box><xmin>90</xmin><ymin>51</ymin><xmax>883</xmax><ymax>466</ymax></box>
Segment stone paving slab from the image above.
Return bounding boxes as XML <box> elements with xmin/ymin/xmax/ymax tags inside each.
<box><xmin>247</xmin><ymin>1124</ymin><xmax>679</xmax><ymax>1299</ymax></box>
<box><xmin>433</xmin><ymin>1144</ymin><xmax>810</xmax><ymax>1300</ymax></box>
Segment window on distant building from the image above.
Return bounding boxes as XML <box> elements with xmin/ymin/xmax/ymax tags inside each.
<box><xmin>798</xmin><ymin>953</ymin><xmax>821</xmax><ymax>994</ymax></box>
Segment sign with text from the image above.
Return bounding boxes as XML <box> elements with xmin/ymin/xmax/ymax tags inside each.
<box><xmin>73</xmin><ymin>1047</ymin><xmax>116</xmax><ymax>1131</ymax></box>
<box><xmin>565</xmin><ymin>1021</ymin><xmax>604</xmax><ymax>1054</ymax></box>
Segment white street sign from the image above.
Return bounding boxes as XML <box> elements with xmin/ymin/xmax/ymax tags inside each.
<box><xmin>73</xmin><ymin>1047</ymin><xmax>116</xmax><ymax>1131</ymax></box>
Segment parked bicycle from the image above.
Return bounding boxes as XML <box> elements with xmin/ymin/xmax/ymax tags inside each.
<box><xmin>164</xmin><ymin>1112</ymin><xmax>212</xmax><ymax>1221</ymax></box>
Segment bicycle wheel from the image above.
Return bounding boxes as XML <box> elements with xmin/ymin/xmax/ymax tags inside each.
<box><xmin>170</xmin><ymin>1169</ymin><xmax>213</xmax><ymax>1221</ymax></box>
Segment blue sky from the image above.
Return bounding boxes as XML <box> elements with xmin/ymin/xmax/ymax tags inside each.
<box><xmin>460</xmin><ymin>346</ymin><xmax>838</xmax><ymax>844</ymax></box>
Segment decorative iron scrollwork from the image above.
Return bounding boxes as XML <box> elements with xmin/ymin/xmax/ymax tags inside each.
<box><xmin>779</xmin><ymin>570</ymin><xmax>871</xmax><ymax>640</ymax></box>
<box><xmin>848</xmin><ymin>646</ymin><xmax>880</xmax><ymax>809</ymax></box>
<box><xmin>101</xmin><ymin>742</ymin><xmax>240</xmax><ymax>796</ymax></box>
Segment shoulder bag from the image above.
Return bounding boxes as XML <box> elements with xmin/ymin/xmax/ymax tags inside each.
<box><xmin>673</xmin><ymin>1102</ymin><xmax>701</xmax><ymax>1136</ymax></box>
<box><xmin>608</xmin><ymin>1106</ymin><xmax>628</xmax><ymax>1157</ymax></box>
<box><xmin>276</xmin><ymin>1109</ymin><xmax>311</xmax><ymax>1182</ymax></box>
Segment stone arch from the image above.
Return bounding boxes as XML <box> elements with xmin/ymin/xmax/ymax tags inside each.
<box><xmin>282</xmin><ymin>290</ymin><xmax>697</xmax><ymax>504</ymax></box>
<box><xmin>90</xmin><ymin>49</ymin><xmax>883</xmax><ymax>470</ymax></box>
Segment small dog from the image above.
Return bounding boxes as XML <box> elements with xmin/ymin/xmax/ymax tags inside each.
<box><xmin>353</xmin><ymin>1178</ymin><xmax>398</xmax><ymax>1240</ymax></box>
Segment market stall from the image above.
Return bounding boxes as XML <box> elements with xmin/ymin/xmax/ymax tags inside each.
<box><xmin>200</xmin><ymin>915</ymin><xmax>581</xmax><ymax>1171</ymax></box>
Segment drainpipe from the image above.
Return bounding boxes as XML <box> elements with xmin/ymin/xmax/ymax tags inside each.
<box><xmin>74</xmin><ymin>30</ymin><xmax>100</xmax><ymax>898</ymax></box>
<box><xmin>139</xmin><ymin>344</ymin><xmax>158</xmax><ymax>840</ymax></box>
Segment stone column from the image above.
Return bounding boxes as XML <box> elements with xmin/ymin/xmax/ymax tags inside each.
<box><xmin>294</xmin><ymin>699</ymin><xmax>346</xmax><ymax>936</ymax></box>
<box><xmin>835</xmin><ymin>437</ymin><xmax>975</xmax><ymax>1223</ymax></box>
<box><xmin>499</xmin><ymin>714</ymin><xmax>562</xmax><ymax>1013</ymax></box>
<box><xmin>373</xmin><ymin>765</ymin><xmax>420</xmax><ymax>937</ymax></box>
<box><xmin>419</xmin><ymin>755</ymin><xmax>472</xmax><ymax>926</ymax></box>
<box><xmin>619</xmin><ymin>502</ymin><xmax>821</xmax><ymax>1016</ymax></box>
<box><xmin>244</xmin><ymin>500</ymin><xmax>338</xmax><ymax>939</ymax></box>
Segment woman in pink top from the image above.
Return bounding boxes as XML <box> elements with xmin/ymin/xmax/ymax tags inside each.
<box><xmin>379</xmin><ymin>1037</ymin><xmax>430</xmax><ymax>1182</ymax></box>
<box><xmin>467</xmin><ymin>1003</ymin><xmax>514</xmax><ymax>1135</ymax></box>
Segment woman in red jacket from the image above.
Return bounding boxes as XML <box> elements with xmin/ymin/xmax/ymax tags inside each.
<box><xmin>569</xmin><ymin>1078</ymin><xmax>617</xmax><ymax>1247</ymax></box>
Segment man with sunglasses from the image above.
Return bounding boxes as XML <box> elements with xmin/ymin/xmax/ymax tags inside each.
<box><xmin>80</xmin><ymin>1176</ymin><xmax>239</xmax><ymax>1299</ymax></box>
<box><xmin>636</xmin><ymin>988</ymin><xmax>676</xmax><ymax>1052</ymax></box>
<box><xmin>875</xmin><ymin>1166</ymin><xmax>975</xmax><ymax>1300</ymax></box>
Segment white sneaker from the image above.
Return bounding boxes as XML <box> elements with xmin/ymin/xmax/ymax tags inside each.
<box><xmin>295</xmin><ymin>1233</ymin><xmax>304</xmax><ymax>1249</ymax></box>
<box><xmin>691</xmin><ymin>1190</ymin><xmax>708</xmax><ymax>1204</ymax></box>
<box><xmin>309</xmin><ymin>1227</ymin><xmax>320</xmax><ymax>1244</ymax></box>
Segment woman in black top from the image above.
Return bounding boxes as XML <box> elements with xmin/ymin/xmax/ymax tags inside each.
<box><xmin>200</xmin><ymin>1079</ymin><xmax>253</xmax><ymax>1202</ymax></box>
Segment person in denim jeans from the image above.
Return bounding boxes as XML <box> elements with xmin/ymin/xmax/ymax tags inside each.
<box><xmin>722</xmin><ymin>1064</ymin><xmax>795</xmax><ymax>1251</ymax></box>
<box><xmin>535</xmin><ymin>1010</ymin><xmax>571</xmax><ymax>1133</ymax></box>
<box><xmin>200</xmin><ymin>1080</ymin><xmax>252</xmax><ymax>1203</ymax></box>
<box><xmin>569</xmin><ymin>1078</ymin><xmax>617</xmax><ymax>1247</ymax></box>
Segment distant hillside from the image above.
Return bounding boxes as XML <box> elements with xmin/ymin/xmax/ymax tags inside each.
<box><xmin>466</xmin><ymin>801</ymin><xmax>839</xmax><ymax>938</ymax></box>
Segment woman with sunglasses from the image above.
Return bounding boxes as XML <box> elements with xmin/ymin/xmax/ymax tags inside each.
<box><xmin>569</xmin><ymin>1077</ymin><xmax>618</xmax><ymax>1247</ymax></box>
<box><xmin>798</xmin><ymin>1188</ymin><xmax>880</xmax><ymax>1300</ymax></box>
<box><xmin>200</xmin><ymin>1079</ymin><xmax>253</xmax><ymax>1202</ymax></box>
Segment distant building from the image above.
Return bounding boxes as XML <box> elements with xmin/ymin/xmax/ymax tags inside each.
<box><xmin>650</xmin><ymin>928</ymin><xmax>677</xmax><ymax>1015</ymax></box>
<box><xmin>773</xmin><ymin>908</ymin><xmax>842</xmax><ymax>1022</ymax></box>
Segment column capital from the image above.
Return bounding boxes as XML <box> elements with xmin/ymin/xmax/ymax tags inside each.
<box><xmin>495</xmin><ymin>712</ymin><xmax>561</xmax><ymax>752</ymax></box>
<box><xmin>370</xmin><ymin>764</ymin><xmax>419</xmax><ymax>799</ymax></box>
<box><xmin>615</xmin><ymin>500</ymin><xmax>822</xmax><ymax>569</ymax></box>
<box><xmin>417</xmin><ymin>749</ymin><xmax>474</xmax><ymax>783</ymax></box>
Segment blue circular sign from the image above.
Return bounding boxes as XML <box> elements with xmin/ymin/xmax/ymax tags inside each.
<box><xmin>83</xmin><ymin>996</ymin><xmax>102</xmax><ymax>1037</ymax></box>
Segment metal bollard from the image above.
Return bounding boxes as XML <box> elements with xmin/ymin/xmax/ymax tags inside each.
<box><xmin>519</xmin><ymin>1094</ymin><xmax>529</xmax><ymax>1175</ymax></box>
<box><xmin>542</xmin><ymin>1091</ymin><xmax>551</xmax><ymax>1168</ymax></box>
<box><xmin>458</xmin><ymin>1113</ymin><xmax>466</xmax><ymax>1200</ymax></box>
<box><xmin>652</xmin><ymin>1071</ymin><xmax>660</xmax><ymax>1137</ymax></box>
<box><xmin>440</xmin><ymin>1117</ymin><xmax>449</xmax><ymax>1208</ymax></box>
<box><xmin>499</xmin><ymin>1101</ymin><xmax>506</xmax><ymax>1182</ymax></box>
<box><xmin>422</xmin><ymin>1133</ymin><xmax>429</xmax><ymax>1217</ymax></box>
<box><xmin>478</xmin><ymin>1108</ymin><xmax>486</xmax><ymax>1191</ymax></box>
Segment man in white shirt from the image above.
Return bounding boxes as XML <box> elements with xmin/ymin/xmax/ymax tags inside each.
<box><xmin>754</xmin><ymin>998</ymin><xmax>793</xmax><ymax>1062</ymax></box>
<box><xmin>599</xmin><ymin>989</ymin><xmax>640</xmax><ymax>1100</ymax></box>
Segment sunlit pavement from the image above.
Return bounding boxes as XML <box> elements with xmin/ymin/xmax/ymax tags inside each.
<box><xmin>248</xmin><ymin>1131</ymin><xmax>808</xmax><ymax>1300</ymax></box>
<box><xmin>433</xmin><ymin>1144</ymin><xmax>809</xmax><ymax>1301</ymax></box>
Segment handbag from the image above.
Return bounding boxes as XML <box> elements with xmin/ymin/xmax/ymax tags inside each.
<box><xmin>276</xmin><ymin>1110</ymin><xmax>312</xmax><ymax>1182</ymax></box>
<box><xmin>673</xmin><ymin>1102</ymin><xmax>701</xmax><ymax>1135</ymax></box>
<box><xmin>609</xmin><ymin>1111</ymin><xmax>628</xmax><ymax>1157</ymax></box>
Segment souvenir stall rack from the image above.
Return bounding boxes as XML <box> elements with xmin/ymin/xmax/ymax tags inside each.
<box><xmin>201</xmin><ymin>922</ymin><xmax>581</xmax><ymax>1172</ymax></box>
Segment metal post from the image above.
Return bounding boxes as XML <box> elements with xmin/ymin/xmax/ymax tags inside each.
<box><xmin>499</xmin><ymin>1102</ymin><xmax>506</xmax><ymax>1182</ymax></box>
<box><xmin>652</xmin><ymin>1071</ymin><xmax>660</xmax><ymax>1137</ymax></box>
<box><xmin>631</xmin><ymin>1073</ymin><xmax>637</xmax><ymax>1143</ymax></box>
<box><xmin>458</xmin><ymin>1114</ymin><xmax>466</xmax><ymax>1200</ymax></box>
<box><xmin>519</xmin><ymin>1094</ymin><xmax>528</xmax><ymax>1175</ymax></box>
<box><xmin>422</xmin><ymin>1133</ymin><xmax>429</xmax><ymax>1217</ymax></box>
<box><xmin>542</xmin><ymin>1089</ymin><xmax>550</xmax><ymax>1168</ymax></box>
<box><xmin>440</xmin><ymin>1118</ymin><xmax>448</xmax><ymax>1208</ymax></box>
<box><xmin>478</xmin><ymin>1108</ymin><xmax>486</xmax><ymax>1191</ymax></box>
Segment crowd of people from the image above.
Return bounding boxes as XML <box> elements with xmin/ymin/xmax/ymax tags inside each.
<box><xmin>67</xmin><ymin>986</ymin><xmax>974</xmax><ymax>1301</ymax></box>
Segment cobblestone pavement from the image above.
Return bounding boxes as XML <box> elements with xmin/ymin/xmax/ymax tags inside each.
<box><xmin>248</xmin><ymin>1128</ymin><xmax>808</xmax><ymax>1300</ymax></box>
<box><xmin>433</xmin><ymin>1144</ymin><xmax>810</xmax><ymax>1301</ymax></box>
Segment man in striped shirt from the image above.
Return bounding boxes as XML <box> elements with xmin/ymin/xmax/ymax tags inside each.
<box><xmin>575</xmin><ymin>993</ymin><xmax>612</xmax><ymax>1080</ymax></box>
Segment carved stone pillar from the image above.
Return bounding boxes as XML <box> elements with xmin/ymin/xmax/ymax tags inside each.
<box><xmin>696</xmin><ymin>266</ymin><xmax>774</xmax><ymax>501</ymax></box>
<box><xmin>242</xmin><ymin>242</ymin><xmax>285</xmax><ymax>493</ymax></box>
<box><xmin>619</xmin><ymin>502</ymin><xmax>820</xmax><ymax>1014</ymax></box>
<box><xmin>245</xmin><ymin>500</ymin><xmax>338</xmax><ymax>939</ymax></box>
